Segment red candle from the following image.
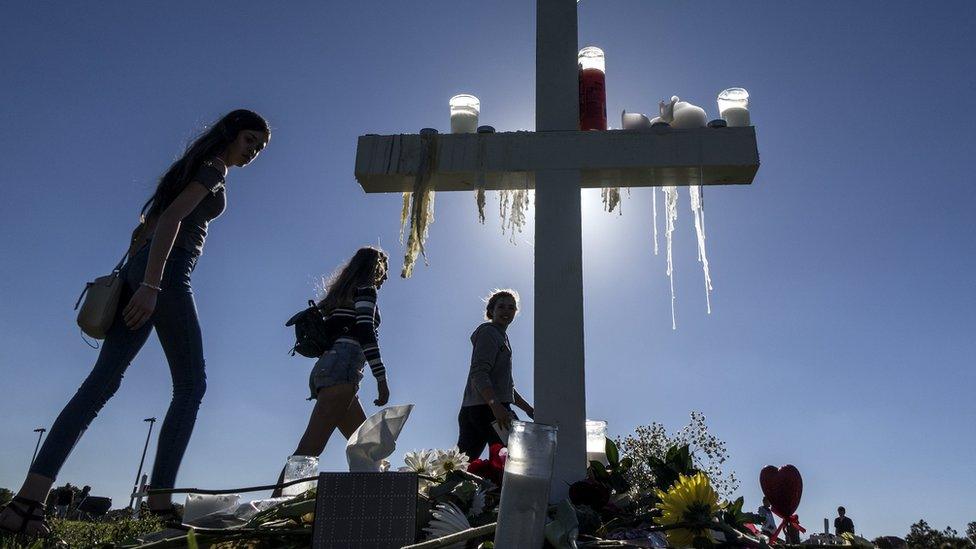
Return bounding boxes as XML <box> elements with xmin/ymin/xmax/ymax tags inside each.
<box><xmin>578</xmin><ymin>46</ymin><xmax>607</xmax><ymax>131</ymax></box>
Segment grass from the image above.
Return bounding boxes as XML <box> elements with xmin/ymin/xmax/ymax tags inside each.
<box><xmin>0</xmin><ymin>516</ymin><xmax>163</xmax><ymax>548</ymax></box>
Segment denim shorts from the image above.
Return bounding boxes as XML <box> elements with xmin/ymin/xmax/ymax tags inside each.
<box><xmin>308</xmin><ymin>340</ymin><xmax>366</xmax><ymax>399</ymax></box>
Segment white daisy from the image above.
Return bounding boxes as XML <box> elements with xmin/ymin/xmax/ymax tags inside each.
<box><xmin>432</xmin><ymin>447</ymin><xmax>470</xmax><ymax>476</ymax></box>
<box><xmin>403</xmin><ymin>449</ymin><xmax>437</xmax><ymax>477</ymax></box>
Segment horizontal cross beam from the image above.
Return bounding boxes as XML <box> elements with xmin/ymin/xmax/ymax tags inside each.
<box><xmin>354</xmin><ymin>127</ymin><xmax>759</xmax><ymax>193</ymax></box>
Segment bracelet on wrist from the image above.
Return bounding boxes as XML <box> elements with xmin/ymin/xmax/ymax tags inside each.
<box><xmin>140</xmin><ymin>281</ymin><xmax>162</xmax><ymax>292</ymax></box>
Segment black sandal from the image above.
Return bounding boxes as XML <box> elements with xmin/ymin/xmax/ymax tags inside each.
<box><xmin>0</xmin><ymin>496</ymin><xmax>48</xmax><ymax>536</ymax></box>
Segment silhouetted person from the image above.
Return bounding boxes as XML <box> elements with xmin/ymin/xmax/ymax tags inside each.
<box><xmin>456</xmin><ymin>289</ymin><xmax>535</xmax><ymax>461</ymax></box>
<box><xmin>273</xmin><ymin>247</ymin><xmax>392</xmax><ymax>497</ymax></box>
<box><xmin>757</xmin><ymin>496</ymin><xmax>777</xmax><ymax>536</ymax></box>
<box><xmin>54</xmin><ymin>484</ymin><xmax>73</xmax><ymax>519</ymax></box>
<box><xmin>72</xmin><ymin>486</ymin><xmax>91</xmax><ymax>517</ymax></box>
<box><xmin>0</xmin><ymin>110</ymin><xmax>271</xmax><ymax>537</ymax></box>
<box><xmin>834</xmin><ymin>506</ymin><xmax>855</xmax><ymax>536</ymax></box>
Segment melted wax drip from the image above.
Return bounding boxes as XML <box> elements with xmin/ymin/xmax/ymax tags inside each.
<box><xmin>602</xmin><ymin>187</ymin><xmax>622</xmax><ymax>214</ymax></box>
<box><xmin>663</xmin><ymin>186</ymin><xmax>679</xmax><ymax>329</ymax></box>
<box><xmin>652</xmin><ymin>188</ymin><xmax>659</xmax><ymax>255</ymax></box>
<box><xmin>689</xmin><ymin>185</ymin><xmax>712</xmax><ymax>314</ymax></box>
<box><xmin>498</xmin><ymin>184</ymin><xmax>531</xmax><ymax>244</ymax></box>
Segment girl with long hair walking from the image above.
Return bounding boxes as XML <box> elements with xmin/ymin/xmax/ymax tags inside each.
<box><xmin>0</xmin><ymin>109</ymin><xmax>271</xmax><ymax>536</ymax></box>
<box><xmin>273</xmin><ymin>246</ymin><xmax>391</xmax><ymax>496</ymax></box>
<box><xmin>456</xmin><ymin>289</ymin><xmax>535</xmax><ymax>461</ymax></box>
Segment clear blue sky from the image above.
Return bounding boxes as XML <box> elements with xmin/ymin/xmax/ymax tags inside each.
<box><xmin>1</xmin><ymin>1</ymin><xmax>974</xmax><ymax>538</ymax></box>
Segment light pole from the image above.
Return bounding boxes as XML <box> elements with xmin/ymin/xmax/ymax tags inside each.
<box><xmin>30</xmin><ymin>427</ymin><xmax>46</xmax><ymax>467</ymax></box>
<box><xmin>128</xmin><ymin>417</ymin><xmax>156</xmax><ymax>510</ymax></box>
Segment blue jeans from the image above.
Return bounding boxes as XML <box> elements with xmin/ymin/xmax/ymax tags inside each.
<box><xmin>31</xmin><ymin>245</ymin><xmax>207</xmax><ymax>491</ymax></box>
<box><xmin>308</xmin><ymin>340</ymin><xmax>366</xmax><ymax>399</ymax></box>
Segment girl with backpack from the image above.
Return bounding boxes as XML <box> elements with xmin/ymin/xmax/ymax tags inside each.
<box><xmin>456</xmin><ymin>289</ymin><xmax>535</xmax><ymax>461</ymax></box>
<box><xmin>273</xmin><ymin>246</ymin><xmax>391</xmax><ymax>495</ymax></box>
<box><xmin>0</xmin><ymin>110</ymin><xmax>271</xmax><ymax>536</ymax></box>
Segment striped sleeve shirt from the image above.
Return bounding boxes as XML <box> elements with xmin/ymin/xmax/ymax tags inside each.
<box><xmin>353</xmin><ymin>286</ymin><xmax>385</xmax><ymax>381</ymax></box>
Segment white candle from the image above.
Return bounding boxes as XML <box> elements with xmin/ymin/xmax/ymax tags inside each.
<box><xmin>450</xmin><ymin>94</ymin><xmax>480</xmax><ymax>134</ymax></box>
<box><xmin>585</xmin><ymin>419</ymin><xmax>609</xmax><ymax>466</ymax></box>
<box><xmin>721</xmin><ymin>106</ymin><xmax>751</xmax><ymax>127</ymax></box>
<box><xmin>717</xmin><ymin>88</ymin><xmax>751</xmax><ymax>127</ymax></box>
<box><xmin>494</xmin><ymin>471</ymin><xmax>551</xmax><ymax>547</ymax></box>
<box><xmin>493</xmin><ymin>420</ymin><xmax>556</xmax><ymax>547</ymax></box>
<box><xmin>586</xmin><ymin>449</ymin><xmax>608</xmax><ymax>465</ymax></box>
<box><xmin>450</xmin><ymin>110</ymin><xmax>479</xmax><ymax>134</ymax></box>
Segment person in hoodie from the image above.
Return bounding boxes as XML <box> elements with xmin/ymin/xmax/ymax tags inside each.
<box><xmin>456</xmin><ymin>289</ymin><xmax>535</xmax><ymax>461</ymax></box>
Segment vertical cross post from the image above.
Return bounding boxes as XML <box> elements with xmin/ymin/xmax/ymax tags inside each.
<box><xmin>534</xmin><ymin>0</ymin><xmax>586</xmax><ymax>501</ymax></box>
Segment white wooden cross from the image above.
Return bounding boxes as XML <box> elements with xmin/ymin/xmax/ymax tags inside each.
<box><xmin>354</xmin><ymin>0</ymin><xmax>759</xmax><ymax>500</ymax></box>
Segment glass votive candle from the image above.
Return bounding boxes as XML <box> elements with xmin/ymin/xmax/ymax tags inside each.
<box><xmin>281</xmin><ymin>455</ymin><xmax>319</xmax><ymax>496</ymax></box>
<box><xmin>717</xmin><ymin>87</ymin><xmax>750</xmax><ymax>127</ymax></box>
<box><xmin>450</xmin><ymin>94</ymin><xmax>480</xmax><ymax>134</ymax></box>
<box><xmin>182</xmin><ymin>493</ymin><xmax>240</xmax><ymax>525</ymax></box>
<box><xmin>494</xmin><ymin>421</ymin><xmax>558</xmax><ymax>547</ymax></box>
<box><xmin>586</xmin><ymin>420</ymin><xmax>609</xmax><ymax>465</ymax></box>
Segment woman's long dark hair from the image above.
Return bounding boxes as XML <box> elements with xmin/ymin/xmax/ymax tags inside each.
<box><xmin>141</xmin><ymin>109</ymin><xmax>270</xmax><ymax>220</ymax></box>
<box><xmin>318</xmin><ymin>247</ymin><xmax>388</xmax><ymax>312</ymax></box>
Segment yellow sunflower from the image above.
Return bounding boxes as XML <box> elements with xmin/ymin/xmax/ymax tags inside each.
<box><xmin>654</xmin><ymin>472</ymin><xmax>723</xmax><ymax>548</ymax></box>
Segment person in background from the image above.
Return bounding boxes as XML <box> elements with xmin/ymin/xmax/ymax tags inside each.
<box><xmin>272</xmin><ymin>247</ymin><xmax>391</xmax><ymax>496</ymax></box>
<box><xmin>757</xmin><ymin>496</ymin><xmax>777</xmax><ymax>536</ymax></box>
<box><xmin>54</xmin><ymin>484</ymin><xmax>73</xmax><ymax>519</ymax></box>
<box><xmin>456</xmin><ymin>289</ymin><xmax>535</xmax><ymax>461</ymax></box>
<box><xmin>835</xmin><ymin>506</ymin><xmax>855</xmax><ymax>536</ymax></box>
<box><xmin>71</xmin><ymin>486</ymin><xmax>91</xmax><ymax>519</ymax></box>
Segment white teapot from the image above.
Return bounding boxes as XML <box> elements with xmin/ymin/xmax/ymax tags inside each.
<box><xmin>659</xmin><ymin>95</ymin><xmax>707</xmax><ymax>128</ymax></box>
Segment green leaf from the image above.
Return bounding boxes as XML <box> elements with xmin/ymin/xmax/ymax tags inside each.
<box><xmin>605</xmin><ymin>438</ymin><xmax>620</xmax><ymax>467</ymax></box>
<box><xmin>428</xmin><ymin>476</ymin><xmax>464</xmax><ymax>500</ymax></box>
<box><xmin>619</xmin><ymin>457</ymin><xmax>634</xmax><ymax>471</ymax></box>
<box><xmin>609</xmin><ymin>473</ymin><xmax>631</xmax><ymax>494</ymax></box>
<box><xmin>589</xmin><ymin>460</ymin><xmax>609</xmax><ymax>479</ymax></box>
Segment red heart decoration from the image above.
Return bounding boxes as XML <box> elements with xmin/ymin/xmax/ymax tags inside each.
<box><xmin>760</xmin><ymin>464</ymin><xmax>803</xmax><ymax>517</ymax></box>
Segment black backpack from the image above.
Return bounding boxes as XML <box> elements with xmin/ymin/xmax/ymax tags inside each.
<box><xmin>285</xmin><ymin>300</ymin><xmax>333</xmax><ymax>358</ymax></box>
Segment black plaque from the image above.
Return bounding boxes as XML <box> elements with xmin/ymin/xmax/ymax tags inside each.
<box><xmin>312</xmin><ymin>472</ymin><xmax>418</xmax><ymax>549</ymax></box>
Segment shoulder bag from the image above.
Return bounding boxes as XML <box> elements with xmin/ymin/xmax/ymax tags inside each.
<box><xmin>74</xmin><ymin>249</ymin><xmax>129</xmax><ymax>340</ymax></box>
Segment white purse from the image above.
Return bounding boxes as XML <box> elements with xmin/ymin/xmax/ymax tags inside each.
<box><xmin>74</xmin><ymin>252</ymin><xmax>128</xmax><ymax>340</ymax></box>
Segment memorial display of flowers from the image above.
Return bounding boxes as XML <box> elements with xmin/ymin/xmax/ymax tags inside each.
<box><xmin>8</xmin><ymin>413</ymin><xmax>915</xmax><ymax>548</ymax></box>
<box><xmin>653</xmin><ymin>472</ymin><xmax>722</xmax><ymax>547</ymax></box>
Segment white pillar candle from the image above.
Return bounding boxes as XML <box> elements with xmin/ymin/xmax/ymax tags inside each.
<box><xmin>450</xmin><ymin>111</ymin><xmax>479</xmax><ymax>134</ymax></box>
<box><xmin>450</xmin><ymin>94</ymin><xmax>480</xmax><ymax>134</ymax></box>
<box><xmin>494</xmin><ymin>421</ymin><xmax>557</xmax><ymax>547</ymax></box>
<box><xmin>494</xmin><ymin>471</ymin><xmax>552</xmax><ymax>547</ymax></box>
<box><xmin>721</xmin><ymin>106</ymin><xmax>750</xmax><ymax>127</ymax></box>
<box><xmin>717</xmin><ymin>87</ymin><xmax>751</xmax><ymax>127</ymax></box>
<box><xmin>585</xmin><ymin>420</ymin><xmax>608</xmax><ymax>466</ymax></box>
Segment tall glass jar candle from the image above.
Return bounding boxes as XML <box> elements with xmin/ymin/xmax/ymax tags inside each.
<box><xmin>586</xmin><ymin>420</ymin><xmax>609</xmax><ymax>465</ymax></box>
<box><xmin>578</xmin><ymin>46</ymin><xmax>607</xmax><ymax>131</ymax></box>
<box><xmin>717</xmin><ymin>88</ymin><xmax>750</xmax><ymax>127</ymax></box>
<box><xmin>494</xmin><ymin>421</ymin><xmax>558</xmax><ymax>547</ymax></box>
<box><xmin>450</xmin><ymin>94</ymin><xmax>480</xmax><ymax>134</ymax></box>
